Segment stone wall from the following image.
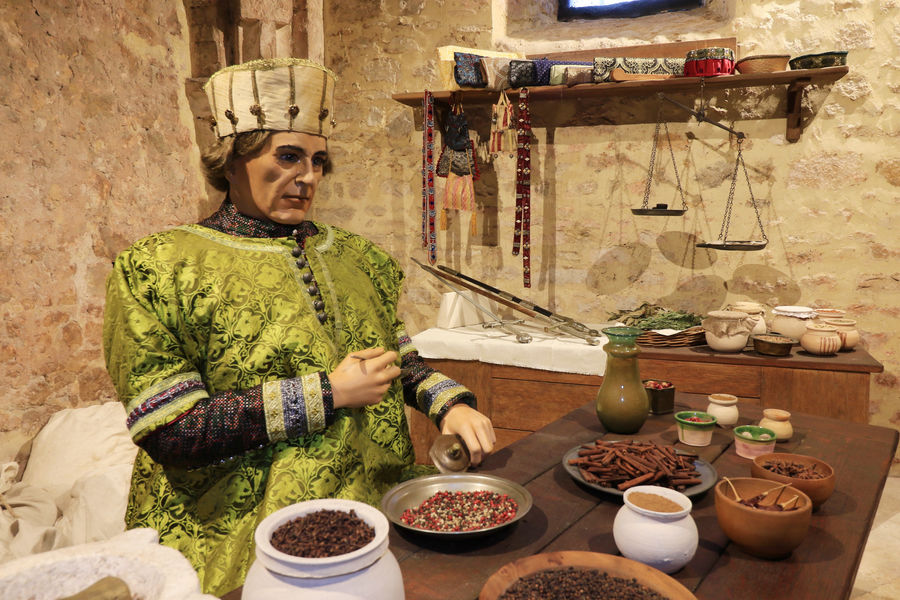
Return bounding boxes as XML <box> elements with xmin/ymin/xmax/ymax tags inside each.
<box><xmin>0</xmin><ymin>0</ymin><xmax>897</xmax><ymax>467</ymax></box>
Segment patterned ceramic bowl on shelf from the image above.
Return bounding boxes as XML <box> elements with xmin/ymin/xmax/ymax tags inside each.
<box><xmin>789</xmin><ymin>51</ymin><xmax>848</xmax><ymax>70</ymax></box>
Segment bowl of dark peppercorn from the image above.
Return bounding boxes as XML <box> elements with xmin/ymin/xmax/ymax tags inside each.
<box><xmin>478</xmin><ymin>551</ymin><xmax>698</xmax><ymax>600</ymax></box>
<box><xmin>750</xmin><ymin>452</ymin><xmax>836</xmax><ymax>509</ymax></box>
<box><xmin>250</xmin><ymin>498</ymin><xmax>399</xmax><ymax>586</ymax></box>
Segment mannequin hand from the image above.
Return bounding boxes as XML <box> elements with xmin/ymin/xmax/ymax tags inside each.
<box><xmin>330</xmin><ymin>348</ymin><xmax>401</xmax><ymax>409</ymax></box>
<box><xmin>440</xmin><ymin>404</ymin><xmax>496</xmax><ymax>466</ymax></box>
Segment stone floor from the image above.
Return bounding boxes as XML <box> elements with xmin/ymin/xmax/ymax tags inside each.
<box><xmin>850</xmin><ymin>475</ymin><xmax>900</xmax><ymax>599</ymax></box>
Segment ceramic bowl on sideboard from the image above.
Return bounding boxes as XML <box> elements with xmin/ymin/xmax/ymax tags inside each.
<box><xmin>751</xmin><ymin>334</ymin><xmax>796</xmax><ymax>356</ymax></box>
<box><xmin>750</xmin><ymin>452</ymin><xmax>836</xmax><ymax>509</ymax></box>
<box><xmin>713</xmin><ymin>477</ymin><xmax>812</xmax><ymax>559</ymax></box>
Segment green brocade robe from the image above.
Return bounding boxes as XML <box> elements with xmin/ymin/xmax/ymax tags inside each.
<box><xmin>104</xmin><ymin>222</ymin><xmax>446</xmax><ymax>595</ymax></box>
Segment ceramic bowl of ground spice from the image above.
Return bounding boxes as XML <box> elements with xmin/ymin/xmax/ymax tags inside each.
<box><xmin>252</xmin><ymin>498</ymin><xmax>392</xmax><ymax>579</ymax></box>
<box><xmin>478</xmin><ymin>550</ymin><xmax>699</xmax><ymax>600</ymax></box>
<box><xmin>750</xmin><ymin>452</ymin><xmax>836</xmax><ymax>509</ymax></box>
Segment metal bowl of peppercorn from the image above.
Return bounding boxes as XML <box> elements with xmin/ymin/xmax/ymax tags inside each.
<box><xmin>750</xmin><ymin>452</ymin><xmax>836</xmax><ymax>509</ymax></box>
<box><xmin>380</xmin><ymin>473</ymin><xmax>532</xmax><ymax>539</ymax></box>
<box><xmin>478</xmin><ymin>551</ymin><xmax>698</xmax><ymax>600</ymax></box>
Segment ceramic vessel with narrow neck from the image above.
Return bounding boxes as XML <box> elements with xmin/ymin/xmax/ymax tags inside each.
<box><xmin>706</xmin><ymin>393</ymin><xmax>740</xmax><ymax>428</ymax></box>
<box><xmin>595</xmin><ymin>327</ymin><xmax>649</xmax><ymax>434</ymax></box>
<box><xmin>824</xmin><ymin>318</ymin><xmax>859</xmax><ymax>351</ymax></box>
<box><xmin>800</xmin><ymin>323</ymin><xmax>842</xmax><ymax>356</ymax></box>
<box><xmin>758</xmin><ymin>408</ymin><xmax>793</xmax><ymax>441</ymax></box>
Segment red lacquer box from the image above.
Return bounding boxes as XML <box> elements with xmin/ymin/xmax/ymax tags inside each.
<box><xmin>684</xmin><ymin>47</ymin><xmax>735</xmax><ymax>77</ymax></box>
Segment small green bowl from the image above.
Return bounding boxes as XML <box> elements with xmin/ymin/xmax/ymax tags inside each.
<box><xmin>733</xmin><ymin>425</ymin><xmax>777</xmax><ymax>458</ymax></box>
<box><xmin>675</xmin><ymin>411</ymin><xmax>717</xmax><ymax>447</ymax></box>
<box><xmin>675</xmin><ymin>411</ymin><xmax>717</xmax><ymax>429</ymax></box>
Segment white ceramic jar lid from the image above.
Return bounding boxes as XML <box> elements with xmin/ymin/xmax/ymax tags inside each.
<box><xmin>772</xmin><ymin>305</ymin><xmax>817</xmax><ymax>318</ymax></box>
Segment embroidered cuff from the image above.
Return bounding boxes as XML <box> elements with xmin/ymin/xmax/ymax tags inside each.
<box><xmin>262</xmin><ymin>373</ymin><xmax>333</xmax><ymax>441</ymax></box>
<box><xmin>417</xmin><ymin>372</ymin><xmax>476</xmax><ymax>424</ymax></box>
<box><xmin>126</xmin><ymin>372</ymin><xmax>209</xmax><ymax>442</ymax></box>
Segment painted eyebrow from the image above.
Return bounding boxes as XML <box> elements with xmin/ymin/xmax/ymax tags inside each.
<box><xmin>275</xmin><ymin>145</ymin><xmax>328</xmax><ymax>158</ymax></box>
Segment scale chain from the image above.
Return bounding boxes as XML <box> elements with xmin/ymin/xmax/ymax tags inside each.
<box><xmin>664</xmin><ymin>121</ymin><xmax>687</xmax><ymax>210</ymax></box>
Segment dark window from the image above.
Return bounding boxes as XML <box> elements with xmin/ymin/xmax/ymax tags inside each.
<box><xmin>558</xmin><ymin>0</ymin><xmax>703</xmax><ymax>21</ymax></box>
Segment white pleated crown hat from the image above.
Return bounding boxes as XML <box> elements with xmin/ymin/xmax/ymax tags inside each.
<box><xmin>204</xmin><ymin>58</ymin><xmax>337</xmax><ymax>139</ymax></box>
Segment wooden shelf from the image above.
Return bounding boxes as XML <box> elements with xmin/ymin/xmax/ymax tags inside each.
<box><xmin>392</xmin><ymin>66</ymin><xmax>848</xmax><ymax>142</ymax></box>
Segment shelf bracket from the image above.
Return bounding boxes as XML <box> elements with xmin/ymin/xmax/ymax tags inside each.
<box><xmin>785</xmin><ymin>78</ymin><xmax>811</xmax><ymax>143</ymax></box>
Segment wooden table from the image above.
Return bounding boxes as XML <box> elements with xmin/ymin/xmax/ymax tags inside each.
<box><xmin>393</xmin><ymin>393</ymin><xmax>898</xmax><ymax>600</ymax></box>
<box><xmin>411</xmin><ymin>346</ymin><xmax>884</xmax><ymax>460</ymax></box>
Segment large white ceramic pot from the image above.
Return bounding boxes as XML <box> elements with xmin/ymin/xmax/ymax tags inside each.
<box><xmin>770</xmin><ymin>306</ymin><xmax>817</xmax><ymax>340</ymax></box>
<box><xmin>243</xmin><ymin>498</ymin><xmax>404</xmax><ymax>600</ymax></box>
<box><xmin>702</xmin><ymin>310</ymin><xmax>753</xmax><ymax>352</ymax></box>
<box><xmin>613</xmin><ymin>485</ymin><xmax>698</xmax><ymax>574</ymax></box>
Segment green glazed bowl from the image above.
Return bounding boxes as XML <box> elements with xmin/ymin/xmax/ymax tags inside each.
<box><xmin>674</xmin><ymin>411</ymin><xmax>717</xmax><ymax>429</ymax></box>
<box><xmin>734</xmin><ymin>425</ymin><xmax>776</xmax><ymax>442</ymax></box>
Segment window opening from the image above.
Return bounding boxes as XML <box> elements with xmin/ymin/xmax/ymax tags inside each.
<box><xmin>558</xmin><ymin>0</ymin><xmax>703</xmax><ymax>21</ymax></box>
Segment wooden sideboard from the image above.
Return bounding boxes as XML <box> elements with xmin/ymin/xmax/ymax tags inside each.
<box><xmin>409</xmin><ymin>345</ymin><xmax>883</xmax><ymax>462</ymax></box>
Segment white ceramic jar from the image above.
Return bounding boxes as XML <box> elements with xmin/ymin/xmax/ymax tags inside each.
<box><xmin>800</xmin><ymin>323</ymin><xmax>842</xmax><ymax>356</ymax></box>
<box><xmin>770</xmin><ymin>306</ymin><xmax>817</xmax><ymax>340</ymax></box>
<box><xmin>243</xmin><ymin>498</ymin><xmax>405</xmax><ymax>600</ymax></box>
<box><xmin>824</xmin><ymin>318</ymin><xmax>860</xmax><ymax>351</ymax></box>
<box><xmin>706</xmin><ymin>393</ymin><xmax>740</xmax><ymax>428</ymax></box>
<box><xmin>730</xmin><ymin>302</ymin><xmax>767</xmax><ymax>337</ymax></box>
<box><xmin>613</xmin><ymin>485</ymin><xmax>698</xmax><ymax>574</ymax></box>
<box><xmin>702</xmin><ymin>310</ymin><xmax>753</xmax><ymax>352</ymax></box>
<box><xmin>758</xmin><ymin>408</ymin><xmax>793</xmax><ymax>441</ymax></box>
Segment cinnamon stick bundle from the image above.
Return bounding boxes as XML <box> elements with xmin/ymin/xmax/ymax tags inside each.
<box><xmin>569</xmin><ymin>439</ymin><xmax>702</xmax><ymax>491</ymax></box>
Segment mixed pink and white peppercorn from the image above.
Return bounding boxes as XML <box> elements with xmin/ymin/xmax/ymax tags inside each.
<box><xmin>401</xmin><ymin>490</ymin><xmax>518</xmax><ymax>532</ymax></box>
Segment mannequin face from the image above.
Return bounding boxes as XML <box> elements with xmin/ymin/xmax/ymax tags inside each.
<box><xmin>228</xmin><ymin>131</ymin><xmax>328</xmax><ymax>225</ymax></box>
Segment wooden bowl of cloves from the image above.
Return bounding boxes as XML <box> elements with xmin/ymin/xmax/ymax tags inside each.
<box><xmin>750</xmin><ymin>452</ymin><xmax>836</xmax><ymax>510</ymax></box>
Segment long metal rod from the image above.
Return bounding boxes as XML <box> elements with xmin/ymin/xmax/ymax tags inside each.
<box><xmin>658</xmin><ymin>92</ymin><xmax>745</xmax><ymax>139</ymax></box>
<box><xmin>415</xmin><ymin>260</ymin><xmax>602</xmax><ymax>345</ymax></box>
<box><xmin>412</xmin><ymin>258</ymin><xmax>532</xmax><ymax>343</ymax></box>
<box><xmin>435</xmin><ymin>265</ymin><xmax>599</xmax><ymax>336</ymax></box>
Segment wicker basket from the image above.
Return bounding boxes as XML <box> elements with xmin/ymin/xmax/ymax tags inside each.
<box><xmin>735</xmin><ymin>54</ymin><xmax>791</xmax><ymax>74</ymax></box>
<box><xmin>636</xmin><ymin>326</ymin><xmax>706</xmax><ymax>348</ymax></box>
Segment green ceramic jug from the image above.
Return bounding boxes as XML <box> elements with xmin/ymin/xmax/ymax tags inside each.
<box><xmin>595</xmin><ymin>326</ymin><xmax>650</xmax><ymax>434</ymax></box>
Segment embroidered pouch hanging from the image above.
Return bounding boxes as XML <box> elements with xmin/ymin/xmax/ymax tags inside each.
<box><xmin>489</xmin><ymin>90</ymin><xmax>517</xmax><ymax>156</ymax></box>
<box><xmin>437</xmin><ymin>102</ymin><xmax>479</xmax><ymax>234</ymax></box>
<box><xmin>422</xmin><ymin>91</ymin><xmax>437</xmax><ymax>264</ymax></box>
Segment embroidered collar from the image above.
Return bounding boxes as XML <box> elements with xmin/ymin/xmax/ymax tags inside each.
<box><xmin>199</xmin><ymin>198</ymin><xmax>318</xmax><ymax>242</ymax></box>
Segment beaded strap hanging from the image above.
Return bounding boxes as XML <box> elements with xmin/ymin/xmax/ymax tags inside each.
<box><xmin>513</xmin><ymin>88</ymin><xmax>532</xmax><ymax>287</ymax></box>
<box><xmin>436</xmin><ymin>99</ymin><xmax>479</xmax><ymax>235</ymax></box>
<box><xmin>422</xmin><ymin>90</ymin><xmax>437</xmax><ymax>264</ymax></box>
<box><xmin>490</xmin><ymin>90</ymin><xmax>516</xmax><ymax>157</ymax></box>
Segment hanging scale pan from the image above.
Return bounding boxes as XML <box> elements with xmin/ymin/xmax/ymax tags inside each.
<box><xmin>696</xmin><ymin>136</ymin><xmax>768</xmax><ymax>251</ymax></box>
<box><xmin>632</xmin><ymin>115</ymin><xmax>687</xmax><ymax>216</ymax></box>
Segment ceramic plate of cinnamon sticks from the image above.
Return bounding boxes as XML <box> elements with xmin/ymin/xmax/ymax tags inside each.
<box><xmin>562</xmin><ymin>439</ymin><xmax>717</xmax><ymax>499</ymax></box>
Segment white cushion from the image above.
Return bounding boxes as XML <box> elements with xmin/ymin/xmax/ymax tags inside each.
<box><xmin>21</xmin><ymin>402</ymin><xmax>137</xmax><ymax>505</ymax></box>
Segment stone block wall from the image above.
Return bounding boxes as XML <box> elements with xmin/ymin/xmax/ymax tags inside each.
<box><xmin>0</xmin><ymin>0</ymin><xmax>897</xmax><ymax>468</ymax></box>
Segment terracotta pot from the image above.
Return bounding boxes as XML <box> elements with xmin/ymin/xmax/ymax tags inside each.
<box><xmin>800</xmin><ymin>323</ymin><xmax>842</xmax><ymax>356</ymax></box>
<box><xmin>750</xmin><ymin>452</ymin><xmax>836</xmax><ymax>510</ymax></box>
<box><xmin>824</xmin><ymin>318</ymin><xmax>859</xmax><ymax>351</ymax></box>
<box><xmin>714</xmin><ymin>478</ymin><xmax>812</xmax><ymax>559</ymax></box>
